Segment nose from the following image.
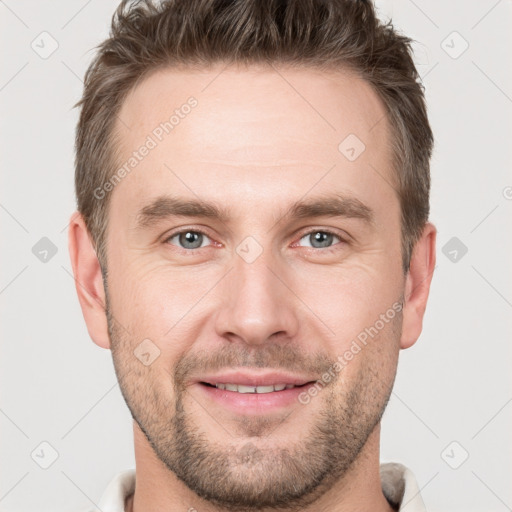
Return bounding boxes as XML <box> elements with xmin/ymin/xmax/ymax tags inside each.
<box><xmin>214</xmin><ymin>247</ymin><xmax>300</xmax><ymax>347</ymax></box>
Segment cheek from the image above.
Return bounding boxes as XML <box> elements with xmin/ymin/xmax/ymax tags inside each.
<box><xmin>109</xmin><ymin>260</ymin><xmax>215</xmax><ymax>353</ymax></box>
<box><xmin>292</xmin><ymin>261</ymin><xmax>402</xmax><ymax>344</ymax></box>
<box><xmin>288</xmin><ymin>262</ymin><xmax>403</xmax><ymax>392</ymax></box>
<box><xmin>326</xmin><ymin>311</ymin><xmax>401</xmax><ymax>399</ymax></box>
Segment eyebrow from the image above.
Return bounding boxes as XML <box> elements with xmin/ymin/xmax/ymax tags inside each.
<box><xmin>134</xmin><ymin>193</ymin><xmax>374</xmax><ymax>230</ymax></box>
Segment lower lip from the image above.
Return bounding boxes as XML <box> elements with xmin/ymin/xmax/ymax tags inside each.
<box><xmin>196</xmin><ymin>383</ymin><xmax>313</xmax><ymax>414</ymax></box>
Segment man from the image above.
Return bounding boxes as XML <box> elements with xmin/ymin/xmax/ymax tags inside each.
<box><xmin>69</xmin><ymin>0</ymin><xmax>436</xmax><ymax>510</ymax></box>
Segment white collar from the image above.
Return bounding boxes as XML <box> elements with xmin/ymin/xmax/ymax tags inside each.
<box><xmin>95</xmin><ymin>461</ymin><xmax>427</xmax><ymax>511</ymax></box>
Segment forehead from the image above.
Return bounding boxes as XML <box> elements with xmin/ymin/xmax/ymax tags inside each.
<box><xmin>110</xmin><ymin>64</ymin><xmax>396</xmax><ymax>223</ymax></box>
<box><xmin>116</xmin><ymin>64</ymin><xmax>389</xmax><ymax>151</ymax></box>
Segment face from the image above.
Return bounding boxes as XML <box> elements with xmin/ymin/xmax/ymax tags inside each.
<box><xmin>105</xmin><ymin>64</ymin><xmax>405</xmax><ymax>509</ymax></box>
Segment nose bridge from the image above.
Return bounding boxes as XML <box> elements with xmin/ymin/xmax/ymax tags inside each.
<box><xmin>215</xmin><ymin>242</ymin><xmax>298</xmax><ymax>345</ymax></box>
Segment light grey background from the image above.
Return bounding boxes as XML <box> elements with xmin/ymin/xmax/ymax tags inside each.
<box><xmin>1</xmin><ymin>1</ymin><xmax>511</xmax><ymax>511</ymax></box>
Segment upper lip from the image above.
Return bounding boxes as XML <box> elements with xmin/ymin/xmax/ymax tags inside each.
<box><xmin>196</xmin><ymin>370</ymin><xmax>316</xmax><ymax>387</ymax></box>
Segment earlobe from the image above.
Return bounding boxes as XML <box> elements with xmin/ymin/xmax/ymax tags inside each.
<box><xmin>400</xmin><ymin>222</ymin><xmax>437</xmax><ymax>350</ymax></box>
<box><xmin>68</xmin><ymin>211</ymin><xmax>111</xmax><ymax>349</ymax></box>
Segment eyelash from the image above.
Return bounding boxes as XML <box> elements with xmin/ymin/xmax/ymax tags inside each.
<box><xmin>163</xmin><ymin>227</ymin><xmax>348</xmax><ymax>254</ymax></box>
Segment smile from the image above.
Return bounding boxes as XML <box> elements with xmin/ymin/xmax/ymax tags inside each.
<box><xmin>212</xmin><ymin>383</ymin><xmax>297</xmax><ymax>393</ymax></box>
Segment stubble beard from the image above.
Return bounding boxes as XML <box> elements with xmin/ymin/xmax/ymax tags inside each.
<box><xmin>106</xmin><ymin>286</ymin><xmax>401</xmax><ymax>511</ymax></box>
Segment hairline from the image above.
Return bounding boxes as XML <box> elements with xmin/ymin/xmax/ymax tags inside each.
<box><xmin>97</xmin><ymin>61</ymin><xmax>407</xmax><ymax>274</ymax></box>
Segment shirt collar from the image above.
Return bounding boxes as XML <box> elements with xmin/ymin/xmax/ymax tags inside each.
<box><xmin>96</xmin><ymin>462</ymin><xmax>427</xmax><ymax>511</ymax></box>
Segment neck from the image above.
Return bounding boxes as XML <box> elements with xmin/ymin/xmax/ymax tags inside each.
<box><xmin>126</xmin><ymin>420</ymin><xmax>394</xmax><ymax>512</ymax></box>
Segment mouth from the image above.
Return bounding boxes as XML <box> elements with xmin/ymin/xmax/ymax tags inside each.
<box><xmin>193</xmin><ymin>371</ymin><xmax>317</xmax><ymax>414</ymax></box>
<box><xmin>200</xmin><ymin>382</ymin><xmax>311</xmax><ymax>393</ymax></box>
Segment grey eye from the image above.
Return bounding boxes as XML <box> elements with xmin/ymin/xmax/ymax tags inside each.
<box><xmin>298</xmin><ymin>231</ymin><xmax>340</xmax><ymax>249</ymax></box>
<box><xmin>168</xmin><ymin>231</ymin><xmax>210</xmax><ymax>250</ymax></box>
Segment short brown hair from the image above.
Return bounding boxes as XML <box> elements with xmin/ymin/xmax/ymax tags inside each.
<box><xmin>74</xmin><ymin>0</ymin><xmax>433</xmax><ymax>274</ymax></box>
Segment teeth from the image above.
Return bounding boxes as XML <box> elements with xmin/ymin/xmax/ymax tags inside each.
<box><xmin>256</xmin><ymin>385</ymin><xmax>275</xmax><ymax>394</ymax></box>
<box><xmin>214</xmin><ymin>383</ymin><xmax>295</xmax><ymax>393</ymax></box>
<box><xmin>237</xmin><ymin>384</ymin><xmax>257</xmax><ymax>393</ymax></box>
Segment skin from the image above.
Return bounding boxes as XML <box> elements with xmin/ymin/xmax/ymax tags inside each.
<box><xmin>68</xmin><ymin>64</ymin><xmax>436</xmax><ymax>512</ymax></box>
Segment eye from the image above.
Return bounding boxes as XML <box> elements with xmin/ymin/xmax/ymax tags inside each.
<box><xmin>165</xmin><ymin>229</ymin><xmax>212</xmax><ymax>250</ymax></box>
<box><xmin>296</xmin><ymin>230</ymin><xmax>345</xmax><ymax>250</ymax></box>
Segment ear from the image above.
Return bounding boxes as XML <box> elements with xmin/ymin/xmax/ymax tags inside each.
<box><xmin>400</xmin><ymin>222</ymin><xmax>437</xmax><ymax>349</ymax></box>
<box><xmin>68</xmin><ymin>211</ymin><xmax>111</xmax><ymax>349</ymax></box>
